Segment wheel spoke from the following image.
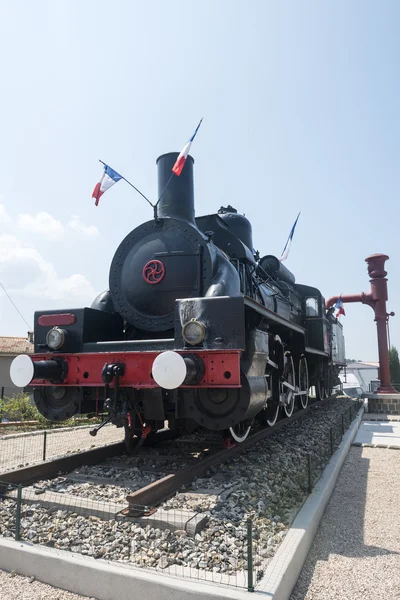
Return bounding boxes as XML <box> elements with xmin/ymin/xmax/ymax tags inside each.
<box><xmin>283</xmin><ymin>354</ymin><xmax>295</xmax><ymax>418</ymax></box>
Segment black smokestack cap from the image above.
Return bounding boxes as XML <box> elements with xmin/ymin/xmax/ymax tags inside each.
<box><xmin>156</xmin><ymin>152</ymin><xmax>195</xmax><ymax>223</ymax></box>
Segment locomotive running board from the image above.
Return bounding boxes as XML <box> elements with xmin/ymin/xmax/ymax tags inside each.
<box><xmin>244</xmin><ymin>297</ymin><xmax>306</xmax><ymax>335</ymax></box>
<box><xmin>305</xmin><ymin>346</ymin><xmax>329</xmax><ymax>357</ymax></box>
<box><xmin>82</xmin><ymin>338</ymin><xmax>175</xmax><ymax>353</ymax></box>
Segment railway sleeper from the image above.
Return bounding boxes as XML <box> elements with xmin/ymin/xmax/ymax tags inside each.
<box><xmin>5</xmin><ymin>487</ymin><xmax>207</xmax><ymax>537</ymax></box>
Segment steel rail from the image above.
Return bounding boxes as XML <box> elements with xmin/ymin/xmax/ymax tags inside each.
<box><xmin>0</xmin><ymin>395</ymin><xmax>352</xmax><ymax>520</ymax></box>
<box><xmin>0</xmin><ymin>442</ymin><xmax>125</xmax><ymax>489</ymax></box>
<box><xmin>124</xmin><ymin>396</ymin><xmax>336</xmax><ymax>513</ymax></box>
<box><xmin>0</xmin><ymin>428</ymin><xmax>176</xmax><ymax>488</ymax></box>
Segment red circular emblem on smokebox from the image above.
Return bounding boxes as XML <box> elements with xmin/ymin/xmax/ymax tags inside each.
<box><xmin>142</xmin><ymin>260</ymin><xmax>166</xmax><ymax>284</ymax></box>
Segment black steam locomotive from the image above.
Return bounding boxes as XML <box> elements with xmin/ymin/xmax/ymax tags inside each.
<box><xmin>10</xmin><ymin>152</ymin><xmax>345</xmax><ymax>445</ymax></box>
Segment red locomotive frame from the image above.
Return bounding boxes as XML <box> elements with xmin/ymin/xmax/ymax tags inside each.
<box><xmin>30</xmin><ymin>350</ymin><xmax>241</xmax><ymax>388</ymax></box>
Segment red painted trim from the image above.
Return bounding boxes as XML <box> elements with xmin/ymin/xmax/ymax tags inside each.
<box><xmin>29</xmin><ymin>350</ymin><xmax>241</xmax><ymax>388</ymax></box>
<box><xmin>38</xmin><ymin>314</ymin><xmax>77</xmax><ymax>326</ymax></box>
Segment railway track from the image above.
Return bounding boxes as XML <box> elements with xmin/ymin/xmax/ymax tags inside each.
<box><xmin>124</xmin><ymin>397</ymin><xmax>334</xmax><ymax>512</ymax></box>
<box><xmin>0</xmin><ymin>396</ymin><xmax>362</xmax><ymax>582</ymax></box>
<box><xmin>0</xmin><ymin>395</ymin><xmax>345</xmax><ymax>525</ymax></box>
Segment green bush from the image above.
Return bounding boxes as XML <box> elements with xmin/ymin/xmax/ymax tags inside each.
<box><xmin>1</xmin><ymin>393</ymin><xmax>39</xmax><ymax>422</ymax></box>
<box><xmin>389</xmin><ymin>347</ymin><xmax>400</xmax><ymax>392</ymax></box>
<box><xmin>0</xmin><ymin>393</ymin><xmax>58</xmax><ymax>428</ymax></box>
<box><xmin>0</xmin><ymin>393</ymin><xmax>102</xmax><ymax>429</ymax></box>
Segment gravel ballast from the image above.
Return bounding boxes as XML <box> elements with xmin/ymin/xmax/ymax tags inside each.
<box><xmin>0</xmin><ymin>568</ymin><xmax>96</xmax><ymax>600</ymax></box>
<box><xmin>291</xmin><ymin>446</ymin><xmax>400</xmax><ymax>600</ymax></box>
<box><xmin>0</xmin><ymin>398</ymin><xmax>357</xmax><ymax>583</ymax></box>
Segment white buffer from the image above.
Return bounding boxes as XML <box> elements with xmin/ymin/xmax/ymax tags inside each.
<box><xmin>151</xmin><ymin>351</ymin><xmax>188</xmax><ymax>390</ymax></box>
<box><xmin>10</xmin><ymin>354</ymin><xmax>35</xmax><ymax>388</ymax></box>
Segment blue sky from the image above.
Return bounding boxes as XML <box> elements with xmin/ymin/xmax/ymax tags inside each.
<box><xmin>0</xmin><ymin>0</ymin><xmax>399</xmax><ymax>361</ymax></box>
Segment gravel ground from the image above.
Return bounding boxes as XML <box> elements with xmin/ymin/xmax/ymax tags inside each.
<box><xmin>0</xmin><ymin>569</ymin><xmax>96</xmax><ymax>600</ymax></box>
<box><xmin>0</xmin><ymin>425</ymin><xmax>124</xmax><ymax>472</ymax></box>
<box><xmin>291</xmin><ymin>446</ymin><xmax>400</xmax><ymax>600</ymax></box>
<box><xmin>0</xmin><ymin>398</ymin><xmax>357</xmax><ymax>582</ymax></box>
<box><xmin>24</xmin><ymin>442</ymin><xmax>217</xmax><ymax>502</ymax></box>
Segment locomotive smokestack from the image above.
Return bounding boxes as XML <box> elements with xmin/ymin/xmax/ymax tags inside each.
<box><xmin>156</xmin><ymin>152</ymin><xmax>195</xmax><ymax>223</ymax></box>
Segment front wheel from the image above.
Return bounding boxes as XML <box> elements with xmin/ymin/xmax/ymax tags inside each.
<box><xmin>298</xmin><ymin>356</ymin><xmax>309</xmax><ymax>409</ymax></box>
<box><xmin>315</xmin><ymin>379</ymin><xmax>327</xmax><ymax>401</ymax></box>
<box><xmin>266</xmin><ymin>403</ymin><xmax>280</xmax><ymax>427</ymax></box>
<box><xmin>282</xmin><ymin>354</ymin><xmax>296</xmax><ymax>418</ymax></box>
<box><xmin>123</xmin><ymin>418</ymin><xmax>135</xmax><ymax>453</ymax></box>
<box><xmin>228</xmin><ymin>419</ymin><xmax>253</xmax><ymax>443</ymax></box>
<box><xmin>123</xmin><ymin>416</ymin><xmax>143</xmax><ymax>453</ymax></box>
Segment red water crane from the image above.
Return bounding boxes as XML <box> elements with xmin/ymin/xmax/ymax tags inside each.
<box><xmin>325</xmin><ymin>254</ymin><xmax>396</xmax><ymax>394</ymax></box>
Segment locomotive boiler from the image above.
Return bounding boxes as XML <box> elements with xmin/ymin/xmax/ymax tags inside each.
<box><xmin>10</xmin><ymin>152</ymin><xmax>345</xmax><ymax>445</ymax></box>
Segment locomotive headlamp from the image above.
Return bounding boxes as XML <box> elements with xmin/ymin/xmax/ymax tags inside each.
<box><xmin>46</xmin><ymin>327</ymin><xmax>65</xmax><ymax>350</ymax></box>
<box><xmin>182</xmin><ymin>319</ymin><xmax>206</xmax><ymax>345</ymax></box>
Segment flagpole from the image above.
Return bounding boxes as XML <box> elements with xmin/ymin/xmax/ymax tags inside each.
<box><xmin>155</xmin><ymin>118</ymin><xmax>204</xmax><ymax>209</ymax></box>
<box><xmin>156</xmin><ymin>172</ymin><xmax>175</xmax><ymax>207</ymax></box>
<box><xmin>280</xmin><ymin>211</ymin><xmax>301</xmax><ymax>262</ymax></box>
<box><xmin>98</xmin><ymin>160</ymin><xmax>154</xmax><ymax>209</ymax></box>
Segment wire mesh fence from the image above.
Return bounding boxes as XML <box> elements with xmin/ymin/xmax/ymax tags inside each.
<box><xmin>0</xmin><ymin>481</ymin><xmax>21</xmax><ymax>541</ymax></box>
<box><xmin>0</xmin><ymin>487</ymin><xmax>253</xmax><ymax>588</ymax></box>
<box><xmin>0</xmin><ymin>424</ymin><xmax>124</xmax><ymax>473</ymax></box>
<box><xmin>0</xmin><ymin>399</ymin><xmax>363</xmax><ymax>591</ymax></box>
<box><xmin>249</xmin><ymin>398</ymin><xmax>363</xmax><ymax>589</ymax></box>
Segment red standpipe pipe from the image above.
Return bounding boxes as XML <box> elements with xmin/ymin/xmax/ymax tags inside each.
<box><xmin>325</xmin><ymin>254</ymin><xmax>396</xmax><ymax>394</ymax></box>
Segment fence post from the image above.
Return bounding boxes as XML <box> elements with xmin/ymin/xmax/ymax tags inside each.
<box><xmin>15</xmin><ymin>485</ymin><xmax>22</xmax><ymax>541</ymax></box>
<box><xmin>247</xmin><ymin>518</ymin><xmax>254</xmax><ymax>592</ymax></box>
<box><xmin>43</xmin><ymin>431</ymin><xmax>47</xmax><ymax>461</ymax></box>
<box><xmin>307</xmin><ymin>454</ymin><xmax>312</xmax><ymax>493</ymax></box>
<box><xmin>0</xmin><ymin>386</ymin><xmax>4</xmax><ymax>423</ymax></box>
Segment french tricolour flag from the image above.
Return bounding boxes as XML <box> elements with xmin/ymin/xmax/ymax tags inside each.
<box><xmin>335</xmin><ymin>296</ymin><xmax>346</xmax><ymax>318</ymax></box>
<box><xmin>92</xmin><ymin>164</ymin><xmax>122</xmax><ymax>206</ymax></box>
<box><xmin>279</xmin><ymin>212</ymin><xmax>300</xmax><ymax>262</ymax></box>
<box><xmin>172</xmin><ymin>118</ymin><xmax>203</xmax><ymax>176</ymax></box>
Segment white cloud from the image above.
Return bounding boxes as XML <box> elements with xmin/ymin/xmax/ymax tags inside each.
<box><xmin>17</xmin><ymin>211</ymin><xmax>64</xmax><ymax>240</ymax></box>
<box><xmin>0</xmin><ymin>234</ymin><xmax>96</xmax><ymax>301</ymax></box>
<box><xmin>68</xmin><ymin>215</ymin><xmax>99</xmax><ymax>237</ymax></box>
<box><xmin>15</xmin><ymin>211</ymin><xmax>100</xmax><ymax>240</ymax></box>
<box><xmin>0</xmin><ymin>203</ymin><xmax>11</xmax><ymax>224</ymax></box>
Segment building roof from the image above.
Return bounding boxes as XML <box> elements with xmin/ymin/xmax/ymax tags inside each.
<box><xmin>0</xmin><ymin>336</ymin><xmax>33</xmax><ymax>355</ymax></box>
<box><xmin>346</xmin><ymin>361</ymin><xmax>379</xmax><ymax>369</ymax></box>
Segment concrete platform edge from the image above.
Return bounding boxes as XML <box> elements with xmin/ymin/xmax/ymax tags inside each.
<box><xmin>352</xmin><ymin>442</ymin><xmax>400</xmax><ymax>449</ymax></box>
<box><xmin>256</xmin><ymin>406</ymin><xmax>364</xmax><ymax>600</ymax></box>
<box><xmin>0</xmin><ymin>537</ymin><xmax>252</xmax><ymax>600</ymax></box>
